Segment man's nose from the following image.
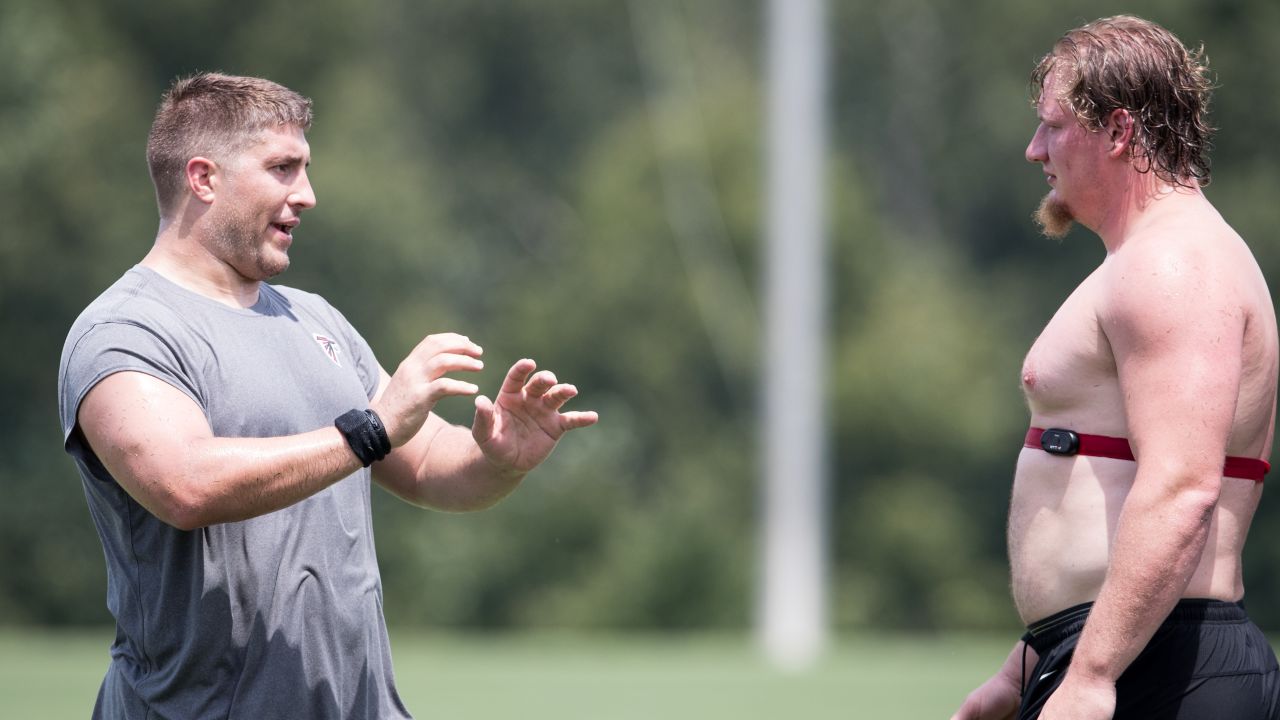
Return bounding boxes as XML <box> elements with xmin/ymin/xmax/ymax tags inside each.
<box><xmin>1026</xmin><ymin>125</ymin><xmax>1047</xmax><ymax>164</ymax></box>
<box><xmin>290</xmin><ymin>170</ymin><xmax>317</xmax><ymax>210</ymax></box>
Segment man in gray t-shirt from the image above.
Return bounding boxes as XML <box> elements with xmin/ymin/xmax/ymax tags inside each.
<box><xmin>57</xmin><ymin>73</ymin><xmax>597</xmax><ymax>720</ymax></box>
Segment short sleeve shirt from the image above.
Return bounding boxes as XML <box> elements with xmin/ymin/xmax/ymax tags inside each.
<box><xmin>58</xmin><ymin>266</ymin><xmax>411</xmax><ymax>719</ymax></box>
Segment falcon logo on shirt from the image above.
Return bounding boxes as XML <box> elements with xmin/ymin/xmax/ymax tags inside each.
<box><xmin>313</xmin><ymin>333</ymin><xmax>342</xmax><ymax>367</ymax></box>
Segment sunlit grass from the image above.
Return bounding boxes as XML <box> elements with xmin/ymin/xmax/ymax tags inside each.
<box><xmin>0</xmin><ymin>628</ymin><xmax>1019</xmax><ymax>719</ymax></box>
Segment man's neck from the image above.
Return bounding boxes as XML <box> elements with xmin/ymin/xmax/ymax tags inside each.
<box><xmin>1092</xmin><ymin>173</ymin><xmax>1204</xmax><ymax>253</ymax></box>
<box><xmin>144</xmin><ymin>221</ymin><xmax>262</xmax><ymax>309</ymax></box>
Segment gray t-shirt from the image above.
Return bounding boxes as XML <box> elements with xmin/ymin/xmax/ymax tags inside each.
<box><xmin>58</xmin><ymin>266</ymin><xmax>412</xmax><ymax>719</ymax></box>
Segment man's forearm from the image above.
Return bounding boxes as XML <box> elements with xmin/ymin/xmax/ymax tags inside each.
<box><xmin>144</xmin><ymin>428</ymin><xmax>363</xmax><ymax>530</ymax></box>
<box><xmin>1067</xmin><ymin>470</ymin><xmax>1219</xmax><ymax>682</ymax></box>
<box><xmin>79</xmin><ymin>370</ymin><xmax>370</xmax><ymax>531</ymax></box>
<box><xmin>376</xmin><ymin>421</ymin><xmax>526</xmax><ymax>512</ymax></box>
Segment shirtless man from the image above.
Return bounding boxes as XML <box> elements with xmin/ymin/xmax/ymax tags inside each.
<box><xmin>952</xmin><ymin>16</ymin><xmax>1280</xmax><ymax>720</ymax></box>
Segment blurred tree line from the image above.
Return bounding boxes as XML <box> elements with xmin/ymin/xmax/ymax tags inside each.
<box><xmin>3</xmin><ymin>0</ymin><xmax>1280</xmax><ymax>633</ymax></box>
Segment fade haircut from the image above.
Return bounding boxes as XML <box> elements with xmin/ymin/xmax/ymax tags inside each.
<box><xmin>1030</xmin><ymin>15</ymin><xmax>1215</xmax><ymax>188</ymax></box>
<box><xmin>146</xmin><ymin>72</ymin><xmax>313</xmax><ymax>215</ymax></box>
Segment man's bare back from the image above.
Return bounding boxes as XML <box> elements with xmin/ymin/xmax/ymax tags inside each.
<box><xmin>1009</xmin><ymin>198</ymin><xmax>1278</xmax><ymax>625</ymax></box>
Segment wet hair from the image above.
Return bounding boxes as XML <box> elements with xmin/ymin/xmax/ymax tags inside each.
<box><xmin>1030</xmin><ymin>15</ymin><xmax>1215</xmax><ymax>188</ymax></box>
<box><xmin>146</xmin><ymin>72</ymin><xmax>313</xmax><ymax>214</ymax></box>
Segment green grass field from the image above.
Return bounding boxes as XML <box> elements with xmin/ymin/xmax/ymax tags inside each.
<box><xmin>0</xmin><ymin>628</ymin><xmax>1015</xmax><ymax>718</ymax></box>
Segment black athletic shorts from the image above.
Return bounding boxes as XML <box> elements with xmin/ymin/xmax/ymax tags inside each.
<box><xmin>1016</xmin><ymin>599</ymin><xmax>1280</xmax><ymax>720</ymax></box>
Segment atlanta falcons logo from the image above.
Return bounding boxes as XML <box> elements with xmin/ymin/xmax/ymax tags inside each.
<box><xmin>313</xmin><ymin>333</ymin><xmax>342</xmax><ymax>366</ymax></box>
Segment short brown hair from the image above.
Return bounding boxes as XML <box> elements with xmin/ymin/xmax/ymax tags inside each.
<box><xmin>1030</xmin><ymin>15</ymin><xmax>1214</xmax><ymax>188</ymax></box>
<box><xmin>146</xmin><ymin>72</ymin><xmax>313</xmax><ymax>214</ymax></box>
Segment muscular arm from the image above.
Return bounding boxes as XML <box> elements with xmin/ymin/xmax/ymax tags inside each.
<box><xmin>1047</xmin><ymin>240</ymin><xmax>1242</xmax><ymax>712</ymax></box>
<box><xmin>79</xmin><ymin>331</ymin><xmax>595</xmax><ymax>527</ymax></box>
<box><xmin>76</xmin><ymin>332</ymin><xmax>488</xmax><ymax>530</ymax></box>
<box><xmin>78</xmin><ymin>371</ymin><xmax>364</xmax><ymax>531</ymax></box>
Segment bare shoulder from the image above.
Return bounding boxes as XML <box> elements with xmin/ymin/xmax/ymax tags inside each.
<box><xmin>1101</xmin><ymin>213</ymin><xmax>1250</xmax><ymax>329</ymax></box>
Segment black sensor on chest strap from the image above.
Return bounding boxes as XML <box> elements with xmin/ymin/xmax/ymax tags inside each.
<box><xmin>1040</xmin><ymin>428</ymin><xmax>1080</xmax><ymax>456</ymax></box>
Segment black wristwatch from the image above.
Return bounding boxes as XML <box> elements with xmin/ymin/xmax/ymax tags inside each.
<box><xmin>335</xmin><ymin>409</ymin><xmax>392</xmax><ymax>467</ymax></box>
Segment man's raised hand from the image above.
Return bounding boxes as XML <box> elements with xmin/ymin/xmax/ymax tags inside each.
<box><xmin>472</xmin><ymin>358</ymin><xmax>599</xmax><ymax>475</ymax></box>
<box><xmin>375</xmin><ymin>333</ymin><xmax>484</xmax><ymax>447</ymax></box>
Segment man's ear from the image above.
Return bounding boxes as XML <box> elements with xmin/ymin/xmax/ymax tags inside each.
<box><xmin>1105</xmin><ymin>108</ymin><xmax>1135</xmax><ymax>158</ymax></box>
<box><xmin>186</xmin><ymin>157</ymin><xmax>218</xmax><ymax>204</ymax></box>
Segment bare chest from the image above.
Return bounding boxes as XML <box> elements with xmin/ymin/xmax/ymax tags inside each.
<box><xmin>1020</xmin><ymin>273</ymin><xmax>1122</xmax><ymax>423</ymax></box>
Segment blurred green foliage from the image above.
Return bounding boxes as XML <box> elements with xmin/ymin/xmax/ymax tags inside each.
<box><xmin>3</xmin><ymin>0</ymin><xmax>1280</xmax><ymax>633</ymax></box>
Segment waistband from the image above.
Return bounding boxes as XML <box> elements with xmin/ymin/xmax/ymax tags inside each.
<box><xmin>1021</xmin><ymin>598</ymin><xmax>1248</xmax><ymax>656</ymax></box>
<box><xmin>1025</xmin><ymin>427</ymin><xmax>1269</xmax><ymax>482</ymax></box>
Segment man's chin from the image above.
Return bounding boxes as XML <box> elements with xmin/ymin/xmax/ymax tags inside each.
<box><xmin>258</xmin><ymin>243</ymin><xmax>292</xmax><ymax>277</ymax></box>
<box><xmin>241</xmin><ymin>253</ymin><xmax>289</xmax><ymax>282</ymax></box>
<box><xmin>260</xmin><ymin>258</ymin><xmax>289</xmax><ymax>280</ymax></box>
<box><xmin>263</xmin><ymin>254</ymin><xmax>289</xmax><ymax>278</ymax></box>
<box><xmin>1034</xmin><ymin>194</ymin><xmax>1075</xmax><ymax>239</ymax></box>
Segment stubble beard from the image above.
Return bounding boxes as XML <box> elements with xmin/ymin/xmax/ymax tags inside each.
<box><xmin>1034</xmin><ymin>193</ymin><xmax>1075</xmax><ymax>240</ymax></box>
<box><xmin>209</xmin><ymin>205</ymin><xmax>290</xmax><ymax>281</ymax></box>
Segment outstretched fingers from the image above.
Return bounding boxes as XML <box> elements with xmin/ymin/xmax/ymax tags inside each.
<box><xmin>427</xmin><ymin>352</ymin><xmax>484</xmax><ymax>376</ymax></box>
<box><xmin>432</xmin><ymin>377</ymin><xmax>481</xmax><ymax>398</ymax></box>
<box><xmin>397</xmin><ymin>333</ymin><xmax>485</xmax><ymax>397</ymax></box>
<box><xmin>540</xmin><ymin>383</ymin><xmax>579</xmax><ymax>411</ymax></box>
<box><xmin>522</xmin><ymin>370</ymin><xmax>559</xmax><ymax>400</ymax></box>
<box><xmin>494</xmin><ymin>358</ymin><xmax>599</xmax><ymax>431</ymax></box>
<box><xmin>416</xmin><ymin>350</ymin><xmax>483</xmax><ymax>405</ymax></box>
<box><xmin>472</xmin><ymin>394</ymin><xmax>496</xmax><ymax>442</ymax></box>
<box><xmin>499</xmin><ymin>358</ymin><xmax>538</xmax><ymax>395</ymax></box>
<box><xmin>414</xmin><ymin>332</ymin><xmax>483</xmax><ymax>359</ymax></box>
<box><xmin>558</xmin><ymin>410</ymin><xmax>599</xmax><ymax>431</ymax></box>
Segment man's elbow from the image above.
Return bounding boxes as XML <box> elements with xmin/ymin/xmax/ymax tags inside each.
<box><xmin>1180</xmin><ymin>479</ymin><xmax>1222</xmax><ymax>525</ymax></box>
<box><xmin>1179</xmin><ymin>464</ymin><xmax>1225</xmax><ymax>506</ymax></box>
<box><xmin>136</xmin><ymin>478</ymin><xmax>216</xmax><ymax>531</ymax></box>
<box><xmin>161</xmin><ymin>501</ymin><xmax>211</xmax><ymax>532</ymax></box>
<box><xmin>1152</xmin><ymin>461</ymin><xmax>1223</xmax><ymax>514</ymax></box>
